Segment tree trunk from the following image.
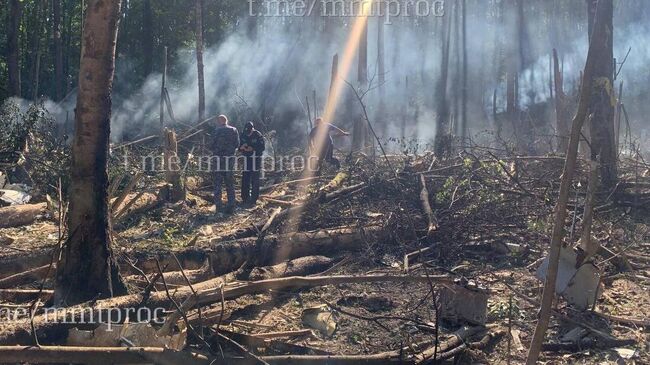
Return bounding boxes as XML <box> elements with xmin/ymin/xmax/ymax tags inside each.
<box><xmin>553</xmin><ymin>49</ymin><xmax>570</xmax><ymax>153</ymax></box>
<box><xmin>377</xmin><ymin>12</ymin><xmax>386</xmax><ymax>134</ymax></box>
<box><xmin>53</xmin><ymin>0</ymin><xmax>64</xmax><ymax>101</ymax></box>
<box><xmin>54</xmin><ymin>0</ymin><xmax>127</xmax><ymax>306</ymax></box>
<box><xmin>352</xmin><ymin>16</ymin><xmax>369</xmax><ymax>151</ymax></box>
<box><xmin>6</xmin><ymin>0</ymin><xmax>22</xmax><ymax>97</ymax></box>
<box><xmin>525</xmin><ymin>1</ymin><xmax>608</xmax><ymax>362</ymax></box>
<box><xmin>30</xmin><ymin>0</ymin><xmax>46</xmax><ymax>100</ymax></box>
<box><xmin>586</xmin><ymin>0</ymin><xmax>617</xmax><ymax>187</ymax></box>
<box><xmin>460</xmin><ymin>0</ymin><xmax>468</xmax><ymax>144</ymax></box>
<box><xmin>142</xmin><ymin>0</ymin><xmax>153</xmax><ymax>76</ymax></box>
<box><xmin>434</xmin><ymin>11</ymin><xmax>452</xmax><ymax>158</ymax></box>
<box><xmin>195</xmin><ymin>0</ymin><xmax>205</xmax><ymax>122</ymax></box>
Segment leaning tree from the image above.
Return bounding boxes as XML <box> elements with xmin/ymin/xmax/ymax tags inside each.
<box><xmin>54</xmin><ymin>0</ymin><xmax>127</xmax><ymax>305</ymax></box>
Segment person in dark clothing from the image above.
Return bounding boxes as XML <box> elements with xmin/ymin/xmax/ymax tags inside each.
<box><xmin>309</xmin><ymin>117</ymin><xmax>349</xmax><ymax>171</ymax></box>
<box><xmin>239</xmin><ymin>121</ymin><xmax>265</xmax><ymax>205</ymax></box>
<box><xmin>211</xmin><ymin>115</ymin><xmax>239</xmax><ymax>214</ymax></box>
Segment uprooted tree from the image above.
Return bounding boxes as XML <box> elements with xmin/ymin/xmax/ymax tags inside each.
<box><xmin>54</xmin><ymin>0</ymin><xmax>127</xmax><ymax>306</ymax></box>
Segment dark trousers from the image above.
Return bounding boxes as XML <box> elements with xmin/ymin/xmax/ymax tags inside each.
<box><xmin>215</xmin><ymin>171</ymin><xmax>235</xmax><ymax>211</ymax></box>
<box><xmin>318</xmin><ymin>143</ymin><xmax>340</xmax><ymax>171</ymax></box>
<box><xmin>214</xmin><ymin>156</ymin><xmax>236</xmax><ymax>212</ymax></box>
<box><xmin>241</xmin><ymin>156</ymin><xmax>261</xmax><ymax>203</ymax></box>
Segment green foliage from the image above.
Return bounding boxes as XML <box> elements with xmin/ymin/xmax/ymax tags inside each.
<box><xmin>0</xmin><ymin>99</ymin><xmax>70</xmax><ymax>196</ymax></box>
<box><xmin>488</xmin><ymin>299</ymin><xmax>524</xmax><ymax>321</ymax></box>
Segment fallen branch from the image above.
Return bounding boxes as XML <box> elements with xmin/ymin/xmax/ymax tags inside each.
<box><xmin>541</xmin><ymin>337</ymin><xmax>635</xmax><ymax>352</ymax></box>
<box><xmin>251</xmin><ymin>329</ymin><xmax>313</xmax><ymax>339</ymax></box>
<box><xmin>0</xmin><ymin>264</ymin><xmax>53</xmax><ymax>289</ymax></box>
<box><xmin>415</xmin><ymin>325</ymin><xmax>486</xmax><ymax>364</ymax></box>
<box><xmin>0</xmin><ymin>203</ymin><xmax>47</xmax><ymax>229</ymax></box>
<box><xmin>0</xmin><ymin>346</ymin><xmax>211</xmax><ymax>365</ymax></box>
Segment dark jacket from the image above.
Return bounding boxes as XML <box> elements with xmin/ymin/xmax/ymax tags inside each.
<box><xmin>239</xmin><ymin>129</ymin><xmax>265</xmax><ymax>156</ymax></box>
<box><xmin>212</xmin><ymin>125</ymin><xmax>240</xmax><ymax>157</ymax></box>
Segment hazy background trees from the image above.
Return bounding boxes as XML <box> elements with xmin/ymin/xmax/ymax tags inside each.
<box><xmin>0</xmin><ymin>0</ymin><xmax>649</xmax><ymax>158</ymax></box>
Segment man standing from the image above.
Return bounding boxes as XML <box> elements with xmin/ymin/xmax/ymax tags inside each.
<box><xmin>239</xmin><ymin>121</ymin><xmax>265</xmax><ymax>206</ymax></box>
<box><xmin>211</xmin><ymin>115</ymin><xmax>239</xmax><ymax>214</ymax></box>
<box><xmin>309</xmin><ymin>117</ymin><xmax>349</xmax><ymax>171</ymax></box>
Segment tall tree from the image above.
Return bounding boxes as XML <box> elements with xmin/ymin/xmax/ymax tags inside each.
<box><xmin>142</xmin><ymin>0</ymin><xmax>153</xmax><ymax>76</ymax></box>
<box><xmin>6</xmin><ymin>0</ymin><xmax>22</xmax><ymax>97</ymax></box>
<box><xmin>53</xmin><ymin>0</ymin><xmax>64</xmax><ymax>101</ymax></box>
<box><xmin>553</xmin><ymin>49</ymin><xmax>570</xmax><ymax>152</ymax></box>
<box><xmin>460</xmin><ymin>0</ymin><xmax>468</xmax><ymax>144</ymax></box>
<box><xmin>434</xmin><ymin>8</ymin><xmax>453</xmax><ymax>157</ymax></box>
<box><xmin>351</xmin><ymin>14</ymin><xmax>369</xmax><ymax>151</ymax></box>
<box><xmin>30</xmin><ymin>0</ymin><xmax>48</xmax><ymax>100</ymax></box>
<box><xmin>55</xmin><ymin>0</ymin><xmax>126</xmax><ymax>306</ymax></box>
<box><xmin>195</xmin><ymin>0</ymin><xmax>205</xmax><ymax>122</ymax></box>
<box><xmin>586</xmin><ymin>0</ymin><xmax>617</xmax><ymax>187</ymax></box>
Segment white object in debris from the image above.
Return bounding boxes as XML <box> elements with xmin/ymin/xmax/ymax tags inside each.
<box><xmin>0</xmin><ymin>189</ymin><xmax>31</xmax><ymax>205</ymax></box>
<box><xmin>302</xmin><ymin>305</ymin><xmax>337</xmax><ymax>337</ymax></box>
<box><xmin>536</xmin><ymin>244</ymin><xmax>601</xmax><ymax>311</ymax></box>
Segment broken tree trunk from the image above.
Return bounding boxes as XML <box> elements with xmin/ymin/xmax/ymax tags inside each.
<box><xmin>419</xmin><ymin>174</ymin><xmax>438</xmax><ymax>238</ymax></box>
<box><xmin>0</xmin><ymin>203</ymin><xmax>47</xmax><ymax>229</ymax></box>
<box><xmin>586</xmin><ymin>0</ymin><xmax>617</xmax><ymax>188</ymax></box>
<box><xmin>163</xmin><ymin>128</ymin><xmax>186</xmax><ymax>202</ymax></box>
<box><xmin>525</xmin><ymin>0</ymin><xmax>605</xmax><ymax>362</ymax></box>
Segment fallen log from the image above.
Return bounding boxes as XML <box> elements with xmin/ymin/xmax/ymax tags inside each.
<box><xmin>0</xmin><ymin>225</ymin><xmax>373</xmax><ymax>281</ymax></box>
<box><xmin>0</xmin><ymin>202</ymin><xmax>47</xmax><ymax>228</ymax></box>
<box><xmin>0</xmin><ymin>274</ymin><xmax>452</xmax><ymax>345</ymax></box>
<box><xmin>114</xmin><ymin>191</ymin><xmax>161</xmax><ymax>222</ymax></box>
<box><xmin>0</xmin><ymin>264</ymin><xmax>53</xmax><ymax>288</ymax></box>
<box><xmin>135</xmin><ymin>226</ymin><xmax>381</xmax><ymax>277</ymax></box>
<box><xmin>0</xmin><ymin>289</ymin><xmax>53</xmax><ymax>302</ymax></box>
<box><xmin>0</xmin><ymin>346</ymin><xmax>212</xmax><ymax>365</ymax></box>
<box><xmin>0</xmin><ymin>250</ymin><xmax>53</xmax><ymax>278</ymax></box>
<box><xmin>261</xmin><ymin>354</ymin><xmax>413</xmax><ymax>364</ymax></box>
<box><xmin>248</xmin><ymin>256</ymin><xmax>335</xmax><ymax>281</ymax></box>
<box><xmin>125</xmin><ymin>260</ymin><xmax>211</xmax><ymax>287</ymax></box>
